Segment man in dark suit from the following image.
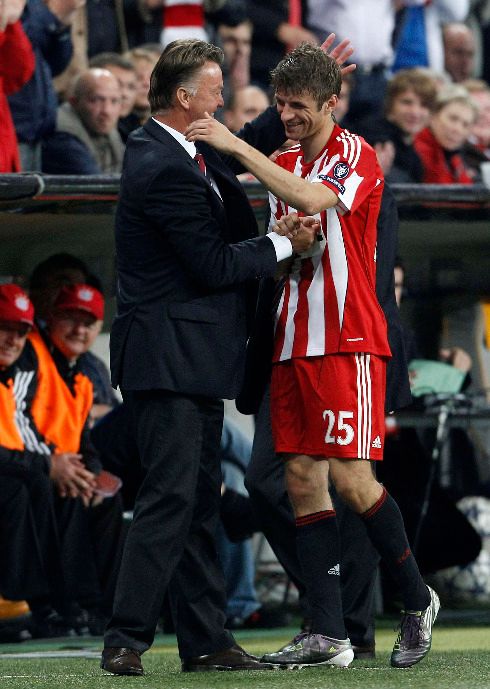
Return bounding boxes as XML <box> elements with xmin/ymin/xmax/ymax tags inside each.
<box><xmin>101</xmin><ymin>38</ymin><xmax>316</xmax><ymax>676</ymax></box>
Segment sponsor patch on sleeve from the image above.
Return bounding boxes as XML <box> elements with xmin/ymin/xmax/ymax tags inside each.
<box><xmin>316</xmin><ymin>174</ymin><xmax>345</xmax><ymax>194</ymax></box>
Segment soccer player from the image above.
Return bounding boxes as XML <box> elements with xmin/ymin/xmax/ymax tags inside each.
<box><xmin>186</xmin><ymin>43</ymin><xmax>439</xmax><ymax>669</ymax></box>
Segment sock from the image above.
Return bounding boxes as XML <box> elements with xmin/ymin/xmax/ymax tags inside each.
<box><xmin>296</xmin><ymin>510</ymin><xmax>346</xmax><ymax>639</ymax></box>
<box><xmin>362</xmin><ymin>488</ymin><xmax>430</xmax><ymax>611</ymax></box>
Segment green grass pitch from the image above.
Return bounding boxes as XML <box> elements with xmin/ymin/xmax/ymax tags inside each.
<box><xmin>1</xmin><ymin>621</ymin><xmax>490</xmax><ymax>689</ymax></box>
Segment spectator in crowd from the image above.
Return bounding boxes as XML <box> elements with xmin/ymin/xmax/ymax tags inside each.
<box><xmin>307</xmin><ymin>0</ymin><xmax>396</xmax><ymax>129</ymax></box>
<box><xmin>414</xmin><ymin>83</ymin><xmax>479</xmax><ymax>183</ymax></box>
<box><xmin>0</xmin><ymin>285</ymin><xmax>82</xmax><ymax>638</ymax></box>
<box><xmin>28</xmin><ymin>253</ymin><xmax>118</xmax><ymax>418</ymax></box>
<box><xmin>52</xmin><ymin>0</ymin><xmax>132</xmax><ymax>98</ymax></box>
<box><xmin>124</xmin><ymin>47</ymin><xmax>159</xmax><ymax>128</ymax></box>
<box><xmin>247</xmin><ymin>0</ymin><xmax>318</xmax><ymax>90</ymax></box>
<box><xmin>224</xmin><ymin>85</ymin><xmax>269</xmax><ymax>132</ymax></box>
<box><xmin>0</xmin><ymin>284</ymin><xmax>123</xmax><ymax>637</ymax></box>
<box><xmin>393</xmin><ymin>0</ymin><xmax>469</xmax><ymax>74</ymax></box>
<box><xmin>89</xmin><ymin>52</ymin><xmax>138</xmax><ymax>143</ymax></box>
<box><xmin>0</xmin><ymin>0</ymin><xmax>35</xmax><ymax>172</ymax></box>
<box><xmin>160</xmin><ymin>0</ymin><xmax>206</xmax><ymax>47</ymax></box>
<box><xmin>8</xmin><ymin>0</ymin><xmax>78</xmax><ymax>172</ymax></box>
<box><xmin>443</xmin><ymin>22</ymin><xmax>477</xmax><ymax>83</ymax></box>
<box><xmin>35</xmin><ymin>283</ymin><xmax>124</xmax><ymax>632</ymax></box>
<box><xmin>364</xmin><ymin>68</ymin><xmax>437</xmax><ymax>183</ymax></box>
<box><xmin>213</xmin><ymin>6</ymin><xmax>252</xmax><ymax>106</ymax></box>
<box><xmin>462</xmin><ymin>78</ymin><xmax>490</xmax><ymax>175</ymax></box>
<box><xmin>42</xmin><ymin>68</ymin><xmax>124</xmax><ymax>174</ymax></box>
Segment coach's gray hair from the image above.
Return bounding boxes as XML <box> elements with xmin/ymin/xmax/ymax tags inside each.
<box><xmin>149</xmin><ymin>39</ymin><xmax>224</xmax><ymax>113</ymax></box>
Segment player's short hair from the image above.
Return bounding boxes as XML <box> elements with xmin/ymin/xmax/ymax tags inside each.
<box><xmin>270</xmin><ymin>43</ymin><xmax>341</xmax><ymax>109</ymax></box>
<box><xmin>149</xmin><ymin>39</ymin><xmax>224</xmax><ymax>113</ymax></box>
<box><xmin>385</xmin><ymin>68</ymin><xmax>437</xmax><ymax>115</ymax></box>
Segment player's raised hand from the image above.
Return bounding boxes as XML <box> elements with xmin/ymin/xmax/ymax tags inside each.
<box><xmin>321</xmin><ymin>33</ymin><xmax>356</xmax><ymax>76</ymax></box>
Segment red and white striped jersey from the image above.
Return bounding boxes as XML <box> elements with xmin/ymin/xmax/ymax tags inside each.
<box><xmin>270</xmin><ymin>123</ymin><xmax>391</xmax><ymax>362</ymax></box>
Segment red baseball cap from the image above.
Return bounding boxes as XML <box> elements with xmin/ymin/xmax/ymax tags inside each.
<box><xmin>0</xmin><ymin>284</ymin><xmax>35</xmax><ymax>326</ymax></box>
<box><xmin>54</xmin><ymin>283</ymin><xmax>104</xmax><ymax>320</ymax></box>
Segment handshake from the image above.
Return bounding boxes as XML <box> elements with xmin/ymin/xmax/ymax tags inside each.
<box><xmin>272</xmin><ymin>212</ymin><xmax>323</xmax><ymax>255</ymax></box>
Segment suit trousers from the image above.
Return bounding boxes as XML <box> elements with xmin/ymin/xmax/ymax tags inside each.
<box><xmin>104</xmin><ymin>389</ymin><xmax>234</xmax><ymax>657</ymax></box>
<box><xmin>245</xmin><ymin>389</ymin><xmax>379</xmax><ymax>646</ymax></box>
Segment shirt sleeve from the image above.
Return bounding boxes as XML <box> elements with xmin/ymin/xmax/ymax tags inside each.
<box><xmin>311</xmin><ymin>135</ymin><xmax>381</xmax><ymax>215</ymax></box>
<box><xmin>266</xmin><ymin>233</ymin><xmax>293</xmax><ymax>261</ymax></box>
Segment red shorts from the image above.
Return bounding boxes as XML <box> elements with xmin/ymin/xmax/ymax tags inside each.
<box><xmin>270</xmin><ymin>354</ymin><xmax>387</xmax><ymax>460</ymax></box>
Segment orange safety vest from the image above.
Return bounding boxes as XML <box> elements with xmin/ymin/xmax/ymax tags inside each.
<box><xmin>0</xmin><ymin>376</ymin><xmax>25</xmax><ymax>451</ymax></box>
<box><xmin>28</xmin><ymin>330</ymin><xmax>93</xmax><ymax>454</ymax></box>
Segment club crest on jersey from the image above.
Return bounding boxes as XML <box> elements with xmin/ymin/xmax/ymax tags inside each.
<box><xmin>333</xmin><ymin>162</ymin><xmax>350</xmax><ymax>180</ymax></box>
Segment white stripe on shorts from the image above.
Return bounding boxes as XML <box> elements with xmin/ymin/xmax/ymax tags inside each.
<box><xmin>355</xmin><ymin>353</ymin><xmax>372</xmax><ymax>459</ymax></box>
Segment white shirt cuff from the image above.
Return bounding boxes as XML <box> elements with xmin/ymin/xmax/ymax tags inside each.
<box><xmin>266</xmin><ymin>232</ymin><xmax>293</xmax><ymax>262</ymax></box>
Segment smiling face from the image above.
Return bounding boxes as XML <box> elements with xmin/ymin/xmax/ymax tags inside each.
<box><xmin>48</xmin><ymin>309</ymin><xmax>102</xmax><ymax>362</ymax></box>
<box><xmin>430</xmin><ymin>100</ymin><xmax>476</xmax><ymax>151</ymax></box>
<box><xmin>0</xmin><ymin>321</ymin><xmax>30</xmax><ymax>369</ymax></box>
<box><xmin>275</xmin><ymin>89</ymin><xmax>336</xmax><ymax>153</ymax></box>
<box><xmin>387</xmin><ymin>88</ymin><xmax>432</xmax><ymax>139</ymax></box>
<box><xmin>187</xmin><ymin>61</ymin><xmax>224</xmax><ymax>121</ymax></box>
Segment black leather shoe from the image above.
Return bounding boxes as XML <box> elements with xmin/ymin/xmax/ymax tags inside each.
<box><xmin>352</xmin><ymin>643</ymin><xmax>376</xmax><ymax>660</ymax></box>
<box><xmin>182</xmin><ymin>643</ymin><xmax>278</xmax><ymax>671</ymax></box>
<box><xmin>101</xmin><ymin>647</ymin><xmax>144</xmax><ymax>675</ymax></box>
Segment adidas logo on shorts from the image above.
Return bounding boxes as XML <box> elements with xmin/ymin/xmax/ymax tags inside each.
<box><xmin>327</xmin><ymin>564</ymin><xmax>340</xmax><ymax>576</ymax></box>
<box><xmin>372</xmin><ymin>435</ymin><xmax>382</xmax><ymax>449</ymax></box>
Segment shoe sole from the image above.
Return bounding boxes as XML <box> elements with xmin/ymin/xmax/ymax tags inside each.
<box><xmin>101</xmin><ymin>666</ymin><xmax>144</xmax><ymax>676</ymax></box>
<box><xmin>265</xmin><ymin>648</ymin><xmax>355</xmax><ymax>670</ymax></box>
<box><xmin>100</xmin><ymin>661</ymin><xmax>144</xmax><ymax>676</ymax></box>
<box><xmin>182</xmin><ymin>663</ymin><xmax>281</xmax><ymax>672</ymax></box>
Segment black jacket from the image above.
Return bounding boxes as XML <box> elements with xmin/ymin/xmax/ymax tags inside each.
<box><xmin>110</xmin><ymin>108</ymin><xmax>286</xmax><ymax>398</ymax></box>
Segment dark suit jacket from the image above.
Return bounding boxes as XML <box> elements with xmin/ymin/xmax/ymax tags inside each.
<box><xmin>110</xmin><ymin>107</ymin><xmax>286</xmax><ymax>399</ymax></box>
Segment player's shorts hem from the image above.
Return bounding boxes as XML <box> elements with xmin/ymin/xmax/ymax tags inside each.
<box><xmin>276</xmin><ymin>446</ymin><xmax>384</xmax><ymax>461</ymax></box>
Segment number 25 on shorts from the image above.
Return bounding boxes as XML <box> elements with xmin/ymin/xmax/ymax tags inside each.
<box><xmin>322</xmin><ymin>409</ymin><xmax>354</xmax><ymax>446</ymax></box>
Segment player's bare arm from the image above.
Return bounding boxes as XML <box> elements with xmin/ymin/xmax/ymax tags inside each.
<box><xmin>186</xmin><ymin>115</ymin><xmax>338</xmax><ymax>216</ymax></box>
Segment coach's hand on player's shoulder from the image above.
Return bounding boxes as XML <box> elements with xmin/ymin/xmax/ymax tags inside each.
<box><xmin>185</xmin><ymin>113</ymin><xmax>239</xmax><ymax>154</ymax></box>
<box><xmin>273</xmin><ymin>213</ymin><xmax>319</xmax><ymax>253</ymax></box>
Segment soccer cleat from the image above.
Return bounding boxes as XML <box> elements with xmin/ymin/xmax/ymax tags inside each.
<box><xmin>390</xmin><ymin>586</ymin><xmax>440</xmax><ymax>668</ymax></box>
<box><xmin>261</xmin><ymin>632</ymin><xmax>354</xmax><ymax>668</ymax></box>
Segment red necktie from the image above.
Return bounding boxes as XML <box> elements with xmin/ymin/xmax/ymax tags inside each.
<box><xmin>194</xmin><ymin>152</ymin><xmax>206</xmax><ymax>176</ymax></box>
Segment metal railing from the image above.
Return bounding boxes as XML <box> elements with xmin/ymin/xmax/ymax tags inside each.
<box><xmin>1</xmin><ymin>173</ymin><xmax>490</xmax><ymax>208</ymax></box>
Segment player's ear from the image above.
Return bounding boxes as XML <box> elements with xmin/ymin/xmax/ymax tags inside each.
<box><xmin>325</xmin><ymin>93</ymin><xmax>338</xmax><ymax>114</ymax></box>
